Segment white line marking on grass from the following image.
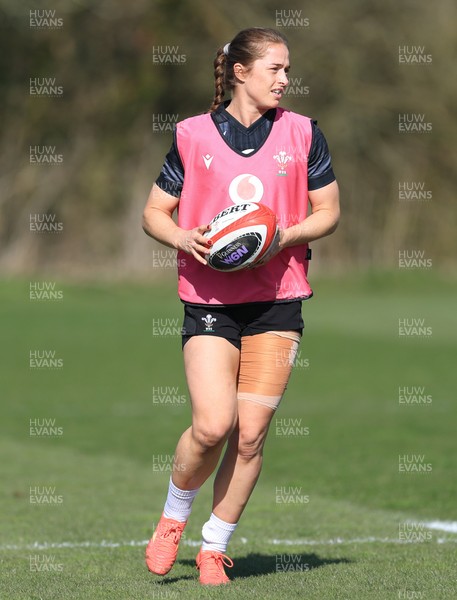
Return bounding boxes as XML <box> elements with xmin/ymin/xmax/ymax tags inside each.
<box><xmin>0</xmin><ymin>540</ymin><xmax>150</xmax><ymax>551</ymax></box>
<box><xmin>268</xmin><ymin>536</ymin><xmax>457</xmax><ymax>545</ymax></box>
<box><xmin>1</xmin><ymin>534</ymin><xmax>457</xmax><ymax>552</ymax></box>
<box><xmin>421</xmin><ymin>521</ymin><xmax>457</xmax><ymax>533</ymax></box>
<box><xmin>270</xmin><ymin>537</ymin><xmax>402</xmax><ymax>545</ymax></box>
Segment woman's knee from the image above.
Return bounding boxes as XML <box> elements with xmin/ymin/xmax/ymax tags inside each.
<box><xmin>192</xmin><ymin>419</ymin><xmax>236</xmax><ymax>451</ymax></box>
<box><xmin>237</xmin><ymin>426</ymin><xmax>268</xmax><ymax>460</ymax></box>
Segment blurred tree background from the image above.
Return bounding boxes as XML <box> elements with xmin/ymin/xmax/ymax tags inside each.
<box><xmin>0</xmin><ymin>0</ymin><xmax>456</xmax><ymax>278</ymax></box>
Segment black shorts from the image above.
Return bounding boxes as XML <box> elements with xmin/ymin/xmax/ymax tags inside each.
<box><xmin>182</xmin><ymin>301</ymin><xmax>304</xmax><ymax>350</ymax></box>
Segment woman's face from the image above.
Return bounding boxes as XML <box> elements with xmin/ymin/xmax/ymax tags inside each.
<box><xmin>235</xmin><ymin>43</ymin><xmax>290</xmax><ymax>112</ymax></box>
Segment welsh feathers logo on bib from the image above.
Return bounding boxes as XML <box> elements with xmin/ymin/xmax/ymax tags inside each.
<box><xmin>273</xmin><ymin>150</ymin><xmax>293</xmax><ymax>176</ymax></box>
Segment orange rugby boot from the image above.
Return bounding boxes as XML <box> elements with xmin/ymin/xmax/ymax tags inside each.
<box><xmin>145</xmin><ymin>513</ymin><xmax>187</xmax><ymax>575</ymax></box>
<box><xmin>195</xmin><ymin>549</ymin><xmax>234</xmax><ymax>585</ymax></box>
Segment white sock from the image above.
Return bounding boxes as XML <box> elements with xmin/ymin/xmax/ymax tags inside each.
<box><xmin>201</xmin><ymin>512</ymin><xmax>238</xmax><ymax>553</ymax></box>
<box><xmin>163</xmin><ymin>477</ymin><xmax>199</xmax><ymax>522</ymax></box>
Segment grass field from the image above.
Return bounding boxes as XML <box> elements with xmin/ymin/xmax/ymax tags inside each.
<box><xmin>1</xmin><ymin>271</ymin><xmax>456</xmax><ymax>599</ymax></box>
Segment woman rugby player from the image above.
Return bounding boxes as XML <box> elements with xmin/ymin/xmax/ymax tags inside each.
<box><xmin>142</xmin><ymin>27</ymin><xmax>340</xmax><ymax>585</ymax></box>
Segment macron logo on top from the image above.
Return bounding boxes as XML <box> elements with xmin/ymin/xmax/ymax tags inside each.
<box><xmin>202</xmin><ymin>154</ymin><xmax>214</xmax><ymax>169</ymax></box>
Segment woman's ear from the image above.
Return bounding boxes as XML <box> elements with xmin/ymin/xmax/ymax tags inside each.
<box><xmin>233</xmin><ymin>62</ymin><xmax>247</xmax><ymax>82</ymax></box>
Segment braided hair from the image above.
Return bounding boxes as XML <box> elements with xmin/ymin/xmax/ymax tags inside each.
<box><xmin>208</xmin><ymin>27</ymin><xmax>289</xmax><ymax>113</ymax></box>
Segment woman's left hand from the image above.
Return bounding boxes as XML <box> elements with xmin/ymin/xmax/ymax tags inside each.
<box><xmin>249</xmin><ymin>227</ymin><xmax>282</xmax><ymax>268</ymax></box>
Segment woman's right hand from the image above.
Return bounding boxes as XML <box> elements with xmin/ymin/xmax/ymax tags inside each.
<box><xmin>175</xmin><ymin>225</ymin><xmax>212</xmax><ymax>265</ymax></box>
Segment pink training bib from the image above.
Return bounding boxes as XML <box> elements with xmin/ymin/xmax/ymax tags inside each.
<box><xmin>176</xmin><ymin>108</ymin><xmax>313</xmax><ymax>305</ymax></box>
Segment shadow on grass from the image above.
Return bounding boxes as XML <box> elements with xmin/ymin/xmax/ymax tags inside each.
<box><xmin>148</xmin><ymin>574</ymin><xmax>196</xmax><ymax>585</ymax></box>
<box><xmin>230</xmin><ymin>552</ymin><xmax>352</xmax><ymax>579</ymax></box>
<box><xmin>164</xmin><ymin>552</ymin><xmax>353</xmax><ymax>581</ymax></box>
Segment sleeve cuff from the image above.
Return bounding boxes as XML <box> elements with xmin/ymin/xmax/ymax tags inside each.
<box><xmin>155</xmin><ymin>173</ymin><xmax>182</xmax><ymax>198</ymax></box>
<box><xmin>308</xmin><ymin>168</ymin><xmax>336</xmax><ymax>191</ymax></box>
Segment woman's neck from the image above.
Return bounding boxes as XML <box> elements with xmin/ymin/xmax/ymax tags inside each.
<box><xmin>224</xmin><ymin>98</ymin><xmax>267</xmax><ymax>128</ymax></box>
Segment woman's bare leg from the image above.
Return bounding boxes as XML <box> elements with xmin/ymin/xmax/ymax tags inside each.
<box><xmin>171</xmin><ymin>336</ymin><xmax>240</xmax><ymax>490</ymax></box>
<box><xmin>211</xmin><ymin>399</ymin><xmax>275</xmax><ymax>522</ymax></box>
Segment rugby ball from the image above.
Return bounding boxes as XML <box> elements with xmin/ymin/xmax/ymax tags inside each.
<box><xmin>203</xmin><ymin>202</ymin><xmax>278</xmax><ymax>272</ymax></box>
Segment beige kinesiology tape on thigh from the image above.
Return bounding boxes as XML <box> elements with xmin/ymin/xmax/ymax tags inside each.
<box><xmin>237</xmin><ymin>332</ymin><xmax>300</xmax><ymax>410</ymax></box>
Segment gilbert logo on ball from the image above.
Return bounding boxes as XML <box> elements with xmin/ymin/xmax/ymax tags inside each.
<box><xmin>204</xmin><ymin>202</ymin><xmax>278</xmax><ymax>272</ymax></box>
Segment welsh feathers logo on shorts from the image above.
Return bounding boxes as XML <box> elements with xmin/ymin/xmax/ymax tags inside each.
<box><xmin>201</xmin><ymin>314</ymin><xmax>217</xmax><ymax>332</ymax></box>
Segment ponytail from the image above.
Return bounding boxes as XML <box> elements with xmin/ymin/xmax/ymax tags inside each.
<box><xmin>208</xmin><ymin>47</ymin><xmax>226</xmax><ymax>113</ymax></box>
